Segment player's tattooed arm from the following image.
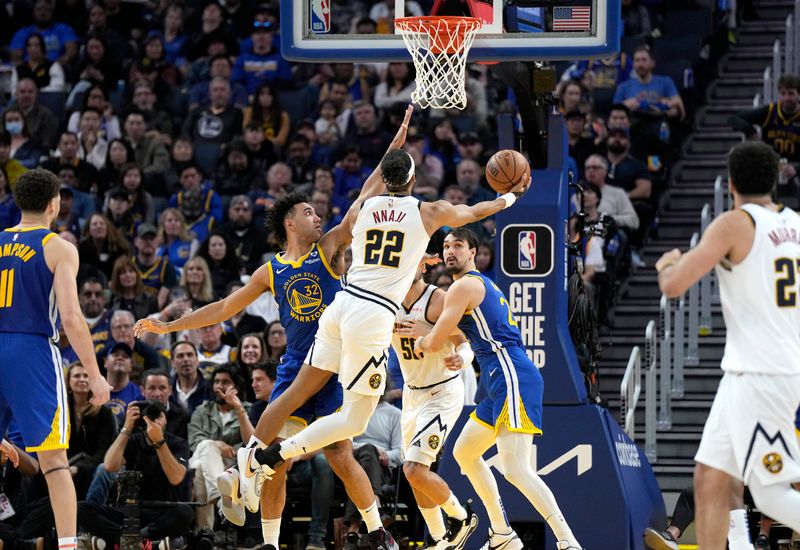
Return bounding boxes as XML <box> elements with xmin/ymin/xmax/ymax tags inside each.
<box><xmin>417</xmin><ymin>277</ymin><xmax>484</xmax><ymax>354</ymax></box>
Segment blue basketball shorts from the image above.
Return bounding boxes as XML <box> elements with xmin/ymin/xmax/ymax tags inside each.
<box><xmin>270</xmin><ymin>352</ymin><xmax>343</xmax><ymax>429</ymax></box>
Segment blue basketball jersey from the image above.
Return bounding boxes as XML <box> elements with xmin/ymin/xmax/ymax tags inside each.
<box><xmin>457</xmin><ymin>270</ymin><xmax>523</xmax><ymax>358</ymax></box>
<box><xmin>0</xmin><ymin>226</ymin><xmax>59</xmax><ymax>339</ymax></box>
<box><xmin>267</xmin><ymin>243</ymin><xmax>341</xmax><ymax>356</ymax></box>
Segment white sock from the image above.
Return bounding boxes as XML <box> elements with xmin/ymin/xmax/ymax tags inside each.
<box><xmin>249</xmin><ymin>435</ymin><xmax>267</xmax><ymax>449</ymax></box>
<box><xmin>359</xmin><ymin>501</ymin><xmax>383</xmax><ymax>533</ymax></box>
<box><xmin>419</xmin><ymin>505</ymin><xmax>446</xmax><ymax>541</ymax></box>
<box><xmin>58</xmin><ymin>537</ymin><xmax>78</xmax><ymax>550</ymax></box>
<box><xmin>261</xmin><ymin>517</ymin><xmax>281</xmax><ymax>547</ymax></box>
<box><xmin>728</xmin><ymin>509</ymin><xmax>754</xmax><ymax>550</ymax></box>
<box><xmin>440</xmin><ymin>492</ymin><xmax>467</xmax><ymax>521</ymax></box>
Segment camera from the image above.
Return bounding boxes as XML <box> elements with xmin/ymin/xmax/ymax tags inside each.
<box><xmin>131</xmin><ymin>400</ymin><xmax>166</xmax><ymax>430</ymax></box>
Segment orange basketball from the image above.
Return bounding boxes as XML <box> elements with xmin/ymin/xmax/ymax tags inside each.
<box><xmin>485</xmin><ymin>150</ymin><xmax>530</xmax><ymax>193</ymax></box>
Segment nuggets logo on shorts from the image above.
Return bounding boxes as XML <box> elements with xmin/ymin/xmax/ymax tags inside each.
<box><xmin>763</xmin><ymin>452</ymin><xmax>784</xmax><ymax>474</ymax></box>
<box><xmin>285</xmin><ymin>274</ymin><xmax>324</xmax><ymax>322</ymax></box>
<box><xmin>428</xmin><ymin>434</ymin><xmax>440</xmax><ymax>450</ymax></box>
<box><xmin>369</xmin><ymin>373</ymin><xmax>382</xmax><ymax>389</ymax></box>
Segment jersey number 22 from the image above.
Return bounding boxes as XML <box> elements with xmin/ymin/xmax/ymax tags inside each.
<box><xmin>775</xmin><ymin>258</ymin><xmax>800</xmax><ymax>307</ymax></box>
<box><xmin>365</xmin><ymin>230</ymin><xmax>405</xmax><ymax>268</ymax></box>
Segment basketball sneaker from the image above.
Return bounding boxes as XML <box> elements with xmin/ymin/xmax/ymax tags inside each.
<box><xmin>216</xmin><ymin>467</ymin><xmax>246</xmax><ymax>526</ymax></box>
<box><xmin>478</xmin><ymin>529</ymin><xmax>523</xmax><ymax>550</ymax></box>
<box><xmin>368</xmin><ymin>528</ymin><xmax>399</xmax><ymax>550</ymax></box>
<box><xmin>237</xmin><ymin>446</ymin><xmax>275</xmax><ymax>513</ymax></box>
<box><xmin>436</xmin><ymin>501</ymin><xmax>479</xmax><ymax>550</ymax></box>
<box><xmin>643</xmin><ymin>528</ymin><xmax>679</xmax><ymax>550</ymax></box>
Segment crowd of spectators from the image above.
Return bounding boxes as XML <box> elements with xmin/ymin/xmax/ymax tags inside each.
<box><xmin>0</xmin><ymin>0</ymin><xmax>714</xmax><ymax>547</ymax></box>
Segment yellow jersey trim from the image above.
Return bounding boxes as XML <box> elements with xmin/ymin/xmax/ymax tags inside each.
<box><xmin>266</xmin><ymin>261</ymin><xmax>275</xmax><ymax>296</ymax></box>
<box><xmin>496</xmin><ymin>398</ymin><xmax>543</xmax><ymax>436</ymax></box>
<box><xmin>4</xmin><ymin>225</ymin><xmax>49</xmax><ymax>233</ymax></box>
<box><xmin>41</xmin><ymin>232</ymin><xmax>57</xmax><ymax>246</ymax></box>
<box><xmin>288</xmin><ymin>415</ymin><xmax>309</xmax><ymax>428</ymax></box>
<box><xmin>275</xmin><ymin>245</ymin><xmax>315</xmax><ymax>269</ymax></box>
<box><xmin>469</xmin><ymin>410</ymin><xmax>496</xmax><ymax>431</ymax></box>
<box><xmin>26</xmin><ymin>406</ymin><xmax>70</xmax><ymax>452</ymax></box>
<box><xmin>316</xmin><ymin>244</ymin><xmax>340</xmax><ymax>280</ymax></box>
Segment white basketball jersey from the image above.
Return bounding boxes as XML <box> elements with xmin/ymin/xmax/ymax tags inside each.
<box><xmin>717</xmin><ymin>203</ymin><xmax>800</xmax><ymax>375</ymax></box>
<box><xmin>392</xmin><ymin>285</ymin><xmax>455</xmax><ymax>388</ymax></box>
<box><xmin>345</xmin><ymin>194</ymin><xmax>430</xmax><ymax>307</ymax></box>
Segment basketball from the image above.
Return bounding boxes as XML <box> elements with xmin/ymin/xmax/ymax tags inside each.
<box><xmin>485</xmin><ymin>150</ymin><xmax>531</xmax><ymax>194</ymax></box>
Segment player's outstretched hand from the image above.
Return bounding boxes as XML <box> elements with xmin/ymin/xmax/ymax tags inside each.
<box><xmin>419</xmin><ymin>253</ymin><xmax>441</xmax><ymax>273</ymax></box>
<box><xmin>509</xmin><ymin>172</ymin><xmax>531</xmax><ymax>198</ymax></box>
<box><xmin>389</xmin><ymin>105</ymin><xmax>414</xmax><ymax>150</ymax></box>
<box><xmin>0</xmin><ymin>439</ymin><xmax>19</xmax><ymax>468</ymax></box>
<box><xmin>134</xmin><ymin>318</ymin><xmax>169</xmax><ymax>338</ymax></box>
<box><xmin>655</xmin><ymin>248</ymin><xmax>682</xmax><ymax>272</ymax></box>
<box><xmin>443</xmin><ymin>352</ymin><xmax>465</xmax><ymax>371</ymax></box>
<box><xmin>89</xmin><ymin>374</ymin><xmax>112</xmax><ymax>406</ymax></box>
<box><xmin>396</xmin><ymin>320</ymin><xmax>431</xmax><ymax>339</ymax></box>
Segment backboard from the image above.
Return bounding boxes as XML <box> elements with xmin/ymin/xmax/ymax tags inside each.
<box><xmin>280</xmin><ymin>0</ymin><xmax>620</xmax><ymax>62</ymax></box>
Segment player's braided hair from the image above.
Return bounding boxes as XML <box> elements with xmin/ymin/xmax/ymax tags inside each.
<box><xmin>266</xmin><ymin>191</ymin><xmax>311</xmax><ymax>246</ymax></box>
<box><xmin>13</xmin><ymin>168</ymin><xmax>60</xmax><ymax>213</ymax></box>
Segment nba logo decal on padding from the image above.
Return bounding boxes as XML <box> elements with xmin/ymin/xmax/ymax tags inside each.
<box><xmin>501</xmin><ymin>225</ymin><xmax>554</xmax><ymax>277</ymax></box>
<box><xmin>309</xmin><ymin>0</ymin><xmax>330</xmax><ymax>33</ymax></box>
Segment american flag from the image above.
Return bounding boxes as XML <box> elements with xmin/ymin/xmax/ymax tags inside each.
<box><xmin>553</xmin><ymin>6</ymin><xmax>591</xmax><ymax>31</ymax></box>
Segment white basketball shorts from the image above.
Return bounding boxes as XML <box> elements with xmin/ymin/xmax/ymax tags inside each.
<box><xmin>402</xmin><ymin>376</ymin><xmax>465</xmax><ymax>466</ymax></box>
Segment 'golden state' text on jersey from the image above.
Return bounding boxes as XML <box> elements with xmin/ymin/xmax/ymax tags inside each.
<box><xmin>717</xmin><ymin>204</ymin><xmax>800</xmax><ymax>374</ymax></box>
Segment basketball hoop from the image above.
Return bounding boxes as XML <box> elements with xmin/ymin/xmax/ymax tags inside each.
<box><xmin>395</xmin><ymin>16</ymin><xmax>482</xmax><ymax>110</ymax></box>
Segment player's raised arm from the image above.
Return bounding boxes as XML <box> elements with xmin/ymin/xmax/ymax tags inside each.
<box><xmin>421</xmin><ymin>174</ymin><xmax>530</xmax><ymax>234</ymax></box>
<box><xmin>657</xmin><ymin>209</ymin><xmax>749</xmax><ymax>298</ymax></box>
<box><xmin>356</xmin><ymin>105</ymin><xmax>414</xmax><ymax>201</ymax></box>
<box><xmin>48</xmin><ymin>237</ymin><xmax>111</xmax><ymax>406</ymax></box>
<box><xmin>416</xmin><ymin>277</ymin><xmax>484</xmax><ymax>354</ymax></box>
<box><xmin>134</xmin><ymin>263</ymin><xmax>271</xmax><ymax>337</ymax></box>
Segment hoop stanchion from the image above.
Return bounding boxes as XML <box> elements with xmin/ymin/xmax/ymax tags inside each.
<box><xmin>395</xmin><ymin>16</ymin><xmax>482</xmax><ymax>110</ymax></box>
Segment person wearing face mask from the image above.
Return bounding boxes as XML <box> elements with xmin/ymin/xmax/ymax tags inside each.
<box><xmin>2</xmin><ymin>108</ymin><xmax>45</xmax><ymax>169</ymax></box>
<box><xmin>6</xmin><ymin>78</ymin><xmax>60</xmax><ymax>150</ymax></box>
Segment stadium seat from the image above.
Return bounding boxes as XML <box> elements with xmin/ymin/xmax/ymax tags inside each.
<box><xmin>662</xmin><ymin>8</ymin><xmax>713</xmax><ymax>38</ymax></box>
<box><xmin>653</xmin><ymin>35</ymin><xmax>704</xmax><ymax>67</ymax></box>
<box><xmin>278</xmin><ymin>86</ymin><xmax>319</xmax><ymax>129</ymax></box>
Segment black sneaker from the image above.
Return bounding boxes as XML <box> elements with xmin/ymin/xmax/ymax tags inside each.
<box><xmin>755</xmin><ymin>534</ymin><xmax>770</xmax><ymax>550</ymax></box>
<box><xmin>436</xmin><ymin>501</ymin><xmax>479</xmax><ymax>550</ymax></box>
<box><xmin>643</xmin><ymin>528</ymin><xmax>678</xmax><ymax>550</ymax></box>
<box><xmin>368</xmin><ymin>528</ymin><xmax>399</xmax><ymax>550</ymax></box>
<box><xmin>344</xmin><ymin>533</ymin><xmax>361</xmax><ymax>550</ymax></box>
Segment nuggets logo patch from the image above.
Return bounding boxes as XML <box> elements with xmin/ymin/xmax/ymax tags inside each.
<box><xmin>369</xmin><ymin>373</ymin><xmax>382</xmax><ymax>389</ymax></box>
<box><xmin>763</xmin><ymin>452</ymin><xmax>783</xmax><ymax>474</ymax></box>
<box><xmin>428</xmin><ymin>434</ymin><xmax>440</xmax><ymax>450</ymax></box>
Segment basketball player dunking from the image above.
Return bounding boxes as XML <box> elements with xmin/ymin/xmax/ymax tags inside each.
<box><xmin>656</xmin><ymin>141</ymin><xmax>800</xmax><ymax>550</ymax></box>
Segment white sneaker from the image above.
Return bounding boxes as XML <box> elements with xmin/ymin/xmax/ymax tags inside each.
<box><xmin>478</xmin><ymin>529</ymin><xmax>523</xmax><ymax>550</ymax></box>
<box><xmin>436</xmin><ymin>501</ymin><xmax>479</xmax><ymax>550</ymax></box>
<box><xmin>216</xmin><ymin>467</ymin><xmax>246</xmax><ymax>526</ymax></box>
<box><xmin>237</xmin><ymin>445</ymin><xmax>275</xmax><ymax>513</ymax></box>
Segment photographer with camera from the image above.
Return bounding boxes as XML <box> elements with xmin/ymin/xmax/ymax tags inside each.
<box><xmin>77</xmin><ymin>400</ymin><xmax>193</xmax><ymax>548</ymax></box>
<box><xmin>141</xmin><ymin>368</ymin><xmax>189</xmax><ymax>441</ymax></box>
<box><xmin>188</xmin><ymin>363</ymin><xmax>251</xmax><ymax>529</ymax></box>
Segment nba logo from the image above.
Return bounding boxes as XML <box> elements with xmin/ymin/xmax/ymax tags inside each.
<box><xmin>310</xmin><ymin>0</ymin><xmax>331</xmax><ymax>33</ymax></box>
<box><xmin>518</xmin><ymin>231</ymin><xmax>536</xmax><ymax>270</ymax></box>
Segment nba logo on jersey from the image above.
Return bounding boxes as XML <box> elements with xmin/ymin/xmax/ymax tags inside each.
<box><xmin>309</xmin><ymin>0</ymin><xmax>330</xmax><ymax>33</ymax></box>
<box><xmin>518</xmin><ymin>231</ymin><xmax>536</xmax><ymax>269</ymax></box>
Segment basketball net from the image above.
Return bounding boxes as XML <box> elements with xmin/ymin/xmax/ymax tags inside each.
<box><xmin>395</xmin><ymin>16</ymin><xmax>482</xmax><ymax>110</ymax></box>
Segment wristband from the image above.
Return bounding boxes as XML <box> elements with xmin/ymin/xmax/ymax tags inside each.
<box><xmin>152</xmin><ymin>439</ymin><xmax>166</xmax><ymax>449</ymax></box>
<box><xmin>456</xmin><ymin>342</ymin><xmax>474</xmax><ymax>366</ymax></box>
<box><xmin>500</xmin><ymin>193</ymin><xmax>516</xmax><ymax>209</ymax></box>
<box><xmin>120</xmin><ymin>428</ymin><xmax>131</xmax><ymax>437</ymax></box>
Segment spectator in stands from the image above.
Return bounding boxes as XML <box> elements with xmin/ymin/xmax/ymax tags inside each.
<box><xmin>286</xmin><ymin>448</ymin><xmax>336</xmax><ymax>550</ymax></box>
<box><xmin>104</xmin><ymin>187</ymin><xmax>136</xmax><ymax>240</ymax></box>
<box><xmin>316</xmin><ymin>98</ymin><xmax>343</xmax><ymax>151</ymax></box>
<box><xmin>219</xmin><ymin>283</ymin><xmax>268</xmax><ymax>349</ymax></box>
<box><xmin>180</xmin><ymin>255</ymin><xmax>216</xmax><ymax>307</ymax></box>
<box><xmin>233</xmin><ymin>333</ymin><xmax>267</xmax><ymax>392</ymax></box>
<box><xmin>142</xmin><ymin>368</ymin><xmax>190</xmax><ymax>441</ymax></box>
<box><xmin>286</xmin><ymin>135</ymin><xmax>316</xmax><ymax>185</ymax></box>
<box><xmin>11</xmin><ymin>33</ymin><xmax>65</xmax><ymax>94</ymax></box>
<box><xmin>84</xmin><ymin>3</ymin><xmax>129</xmax><ymax>74</ymax></box>
<box><xmin>73</xmin><ymin>35</ymin><xmax>121</xmax><ymax>97</ymax></box>
<box><xmin>401</xmin><ymin>134</ymin><xmax>441</xmax><ymax>193</ymax></box>
<box><xmin>188</xmin><ymin>54</ymin><xmax>248</xmax><ymax>111</ymax></box>
<box><xmin>79</xmin><ymin>213</ymin><xmax>131</xmax><ymax>280</ymax></box>
<box><xmin>183</xmin><ymin>77</ymin><xmax>243</xmax><ymax>152</ymax></box>
<box><xmin>7</xmin><ymin>78</ymin><xmax>59</xmax><ymax>151</ymax></box>
<box><xmin>67</xmin><ymin>85</ymin><xmax>122</xmax><ymax>142</ymax></box>
<box><xmin>195</xmin><ymin>321</ymin><xmax>235</xmax><ymax>377</ymax></box>
<box><xmin>157</xmin><ymin>4</ymin><xmax>187</xmax><ymax>65</ymax></box>
<box><xmin>321</xmin><ymin>78</ymin><xmax>355</xmax><ymax>136</ymax></box>
<box><xmin>243</xmin><ymin>121</ymin><xmax>278</xmax><ymax>172</ymax></box>
<box><xmin>66</xmin><ymin>361</ymin><xmax>116</xmax><ymax>498</ymax></box>
<box><xmin>566</xmin><ymin>110</ymin><xmax>600</xmax><ymax>177</ymax></box>
<box><xmin>564</xmin><ymin>54</ymin><xmax>633</xmax><ymax>93</ymax></box>
<box><xmin>243</xmin><ymin>83</ymin><xmax>291</xmax><ymax>149</ymax></box>
<box><xmin>558</xmin><ymin>79</ymin><xmax>591</xmax><ymax>115</ymax></box>
<box><xmin>43</xmin><ymin>132</ymin><xmax>100</xmax><ymax>192</ymax></box>
<box><xmin>170</xmin><ymin>164</ymin><xmax>223</xmax><ymax>222</ymax></box>
<box><xmin>135</xmin><ymin>34</ymin><xmax>180</xmax><ymax>87</ymax></box>
<box><xmin>107</xmin><ymin>309</ymin><xmax>164</xmax><ymax>375</ymax></box>
<box><xmin>54</xmin><ymin>184</ymin><xmax>81</xmax><ymax>235</ymax></box>
<box><xmin>219</xmin><ymin>195</ymin><xmax>269</xmax><ymax>274</ymax></box>
<box><xmin>103</xmin><ymin>341</ymin><xmax>144</xmax><ymax>424</ymax></box>
<box><xmin>216</xmin><ymin>139</ymin><xmax>265</xmax><ymax>197</ymax></box>
<box><xmin>118</xmin><ymin>164</ymin><xmax>155</xmax><ymax>225</ymax></box>
<box><xmin>124</xmin><ymin>110</ymin><xmax>171</xmax><ymax>181</ymax></box>
<box><xmin>606</xmin><ymin>128</ymin><xmax>652</xmax><ymax>201</ymax></box>
<box><xmin>575</xmin><ymin>183</ymin><xmax>607</xmax><ymax>308</ymax></box>
<box><xmin>728</xmin><ymin>74</ymin><xmax>800</xmax><ymax>197</ymax></box>
<box><xmin>476</xmin><ymin>241</ymin><xmax>494</xmax><ymax>275</ymax></box>
<box><xmin>170</xmin><ymin>341</ymin><xmax>210</xmax><ymax>416</ymax></box>
<box><xmin>109</xmin><ymin>255</ymin><xmax>159</xmax><ymax>321</ymax></box>
<box><xmin>455</xmin><ymin>159</ymin><xmax>494</xmax><ymax>205</ymax></box>
<box><xmin>77</xmin><ymin>108</ymin><xmax>109</xmax><ymax>170</ymax></box>
<box><xmin>127</xmin><ymin>80</ymin><xmax>173</xmax><ymax>144</ymax></box>
<box><xmin>604</xmin><ymin>103</ymin><xmax>648</xmax><ymax>161</ymax></box>
<box><xmin>583</xmin><ymin>155</ymin><xmax>640</xmax><ymax>232</ymax></box>
<box><xmin>78</xmin><ymin>277</ymin><xmax>114</xmax><ymax>354</ymax></box>
<box><xmin>10</xmin><ymin>0</ymin><xmax>78</xmax><ymax>65</ymax></box>
<box><xmin>78</xmin><ymin>400</ymin><xmax>193</xmax><ymax>547</ymax></box>
<box><xmin>197</xmin><ymin>231</ymin><xmax>243</xmax><ymax>297</ymax></box>
<box><xmin>2</xmin><ymin>107</ymin><xmax>45</xmax><ymax>169</ymax></box>
<box><xmin>433</xmin><ymin>270</ymin><xmax>453</xmax><ymax>291</ymax></box>
<box><xmin>188</xmin><ymin>364</ymin><xmax>251</xmax><ymax>529</ymax></box>
<box><xmin>374</xmin><ymin>62</ymin><xmax>416</xmax><ymax>111</ymax></box>
<box><xmin>342</xmin><ymin>388</ymin><xmax>403</xmax><ymax>543</ymax></box>
<box><xmin>0</xmin><ymin>132</ymin><xmax>27</xmax><ymax>186</ymax></box>
<box><xmin>622</xmin><ymin>0</ymin><xmax>652</xmax><ymax>38</ymax></box>
<box><xmin>132</xmin><ymin>222</ymin><xmax>178</xmax><ymax>308</ymax></box>
<box><xmin>164</xmin><ymin>137</ymin><xmax>195</xmax><ymax>196</ymax></box>
<box><xmin>232</xmin><ymin>15</ymin><xmax>291</xmax><ymax>94</ymax></box>
<box><xmin>311</xmin><ymin>190</ymin><xmax>343</xmax><ymax>232</ymax></box>
<box><xmin>251</xmin><ymin>161</ymin><xmax>292</xmax><ymax>216</ymax></box>
<box><xmin>334</xmin><ymin>146</ymin><xmax>372</xmax><ymax>204</ymax></box>
<box><xmin>350</xmin><ymin>101</ymin><xmax>393</xmax><ymax>168</ymax></box>
<box><xmin>185</xmin><ymin>2</ymin><xmax>238</xmax><ymax>61</ymax></box>
<box><xmin>264</xmin><ymin>320</ymin><xmax>287</xmax><ymax>361</ymax></box>
<box><xmin>613</xmin><ymin>46</ymin><xmax>686</xmax><ymax>121</ymax></box>
<box><xmin>0</xmin><ymin>166</ymin><xmax>20</xmax><ymax>230</ymax></box>
<box><xmin>102</xmin><ymin>0</ymin><xmax>145</xmax><ymax>43</ymax></box>
<box><xmin>156</xmin><ymin>207</ymin><xmax>198</xmax><ymax>273</ymax></box>
<box><xmin>456</xmin><ymin>132</ymin><xmax>487</xmax><ymax>164</ymax></box>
